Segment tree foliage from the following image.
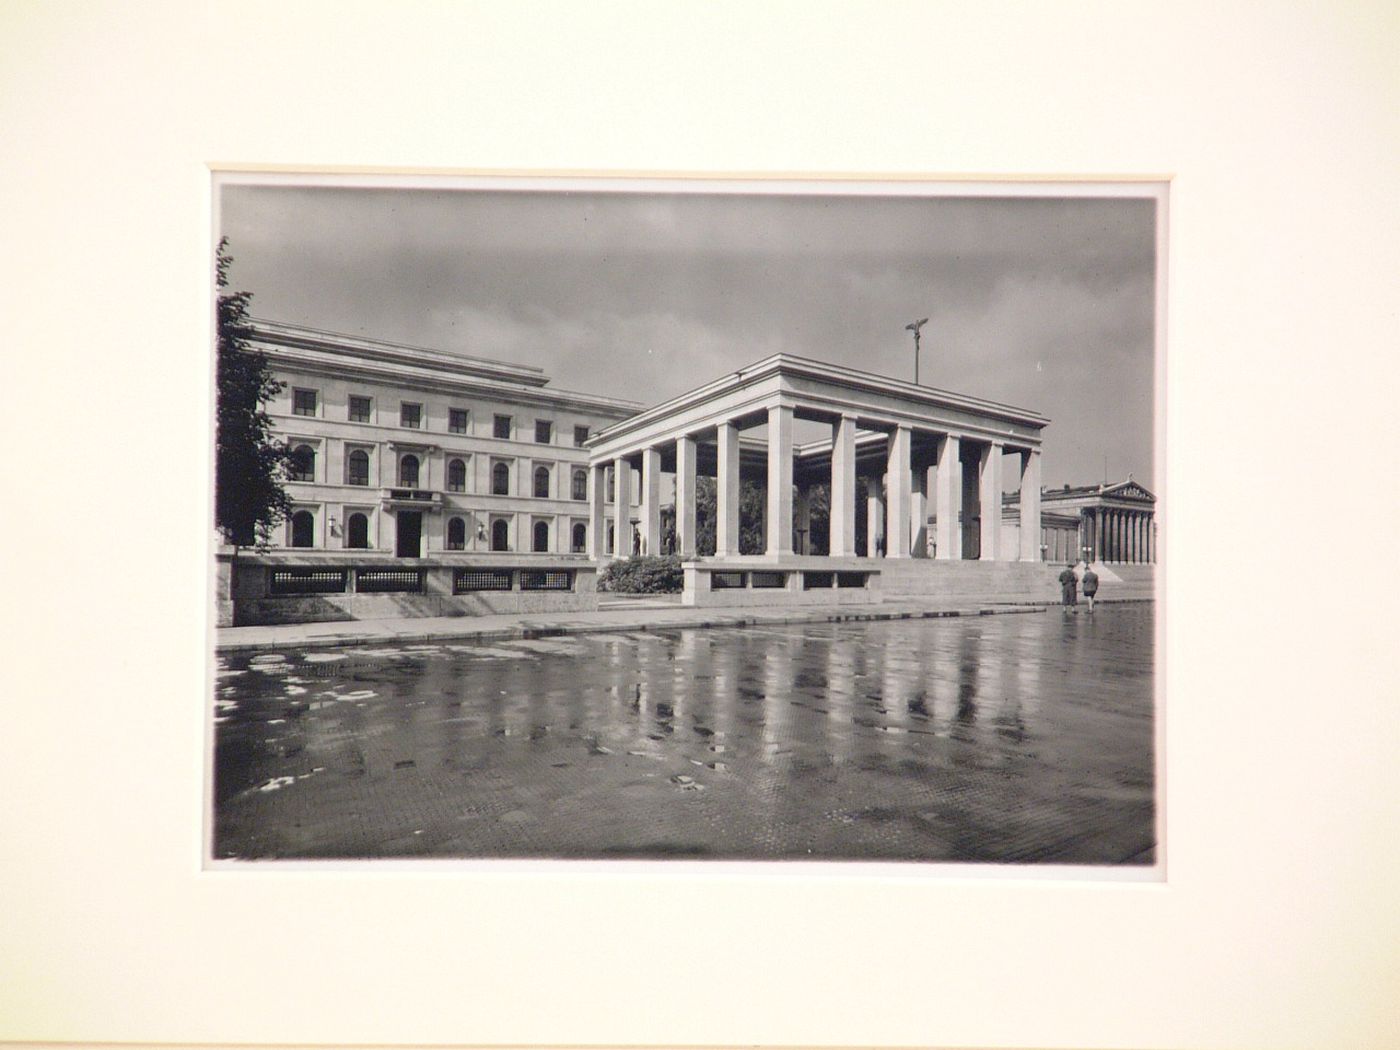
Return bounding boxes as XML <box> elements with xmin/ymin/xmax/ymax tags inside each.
<box><xmin>215</xmin><ymin>238</ymin><xmax>292</xmax><ymax>546</ymax></box>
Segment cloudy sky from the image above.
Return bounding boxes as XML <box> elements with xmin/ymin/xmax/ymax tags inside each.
<box><xmin>219</xmin><ymin>181</ymin><xmax>1158</xmax><ymax>490</ymax></box>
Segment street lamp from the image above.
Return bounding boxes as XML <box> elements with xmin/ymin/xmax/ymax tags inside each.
<box><xmin>905</xmin><ymin>317</ymin><xmax>929</xmax><ymax>384</ymax></box>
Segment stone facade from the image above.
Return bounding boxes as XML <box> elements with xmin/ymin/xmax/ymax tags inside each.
<box><xmin>248</xmin><ymin>320</ymin><xmax>642</xmax><ymax>560</ymax></box>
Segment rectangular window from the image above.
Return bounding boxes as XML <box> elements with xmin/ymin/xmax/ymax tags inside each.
<box><xmin>400</xmin><ymin>403</ymin><xmax>422</xmax><ymax>429</ymax></box>
<box><xmin>750</xmin><ymin>571</ymin><xmax>787</xmax><ymax>589</ymax></box>
<box><xmin>711</xmin><ymin>572</ymin><xmax>746</xmax><ymax>590</ymax></box>
<box><xmin>449</xmin><ymin>408</ymin><xmax>469</xmax><ymax>434</ymax></box>
<box><xmin>573</xmin><ymin>425</ymin><xmax>590</xmax><ymax>447</ymax></box>
<box><xmin>534</xmin><ymin>420</ymin><xmax>552</xmax><ymax>444</ymax></box>
<box><xmin>292</xmin><ymin>389</ymin><xmax>317</xmax><ymax>416</ymax></box>
<box><xmin>520</xmin><ymin>570</ymin><xmax>573</xmax><ymax>591</ymax></box>
<box><xmin>355</xmin><ymin>568</ymin><xmax>424</xmax><ymax>593</ymax></box>
<box><xmin>348</xmin><ymin>395</ymin><xmax>372</xmax><ymax>422</ymax></box>
<box><xmin>493</xmin><ymin>414</ymin><xmax>512</xmax><ymax>439</ymax></box>
<box><xmin>454</xmin><ymin>569</ymin><xmax>513</xmax><ymax>593</ymax></box>
<box><xmin>346</xmin><ymin>452</ymin><xmax>370</xmax><ymax>486</ymax></box>
<box><xmin>270</xmin><ymin>568</ymin><xmax>346</xmax><ymax>595</ymax></box>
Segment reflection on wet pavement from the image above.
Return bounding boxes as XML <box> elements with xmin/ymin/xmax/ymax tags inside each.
<box><xmin>213</xmin><ymin>606</ymin><xmax>1155</xmax><ymax>864</ymax></box>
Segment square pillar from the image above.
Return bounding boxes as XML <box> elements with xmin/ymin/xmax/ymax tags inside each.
<box><xmin>794</xmin><ymin>488</ymin><xmax>811</xmax><ymax>554</ymax></box>
<box><xmin>675</xmin><ymin>435</ymin><xmax>697</xmax><ymax>558</ymax></box>
<box><xmin>866</xmin><ymin>476</ymin><xmax>885</xmax><ymax>557</ymax></box>
<box><xmin>910</xmin><ymin>460</ymin><xmax>932</xmax><ymax>558</ymax></box>
<box><xmin>588</xmin><ymin>463</ymin><xmax>607</xmax><ymax>559</ymax></box>
<box><xmin>1019</xmin><ymin>449</ymin><xmax>1041</xmax><ymax>561</ymax></box>
<box><xmin>935</xmin><ymin>434</ymin><xmax>962</xmax><ymax>560</ymax></box>
<box><xmin>829</xmin><ymin>414</ymin><xmax>857</xmax><ymax>556</ymax></box>
<box><xmin>885</xmin><ymin>425</ymin><xmax>912</xmax><ymax>558</ymax></box>
<box><xmin>766</xmin><ymin>403</ymin><xmax>794</xmax><ymax>556</ymax></box>
<box><xmin>612</xmin><ymin>457</ymin><xmax>630</xmax><ymax>561</ymax></box>
<box><xmin>716</xmin><ymin>422</ymin><xmax>740</xmax><ymax>556</ymax></box>
<box><xmin>640</xmin><ymin>446</ymin><xmax>661</xmax><ymax>557</ymax></box>
<box><xmin>978</xmin><ymin>441</ymin><xmax>1003</xmax><ymax>561</ymax></box>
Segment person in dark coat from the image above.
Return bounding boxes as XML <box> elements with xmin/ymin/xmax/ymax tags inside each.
<box><xmin>1058</xmin><ymin>563</ymin><xmax>1078</xmax><ymax>612</ymax></box>
<box><xmin>1082</xmin><ymin>564</ymin><xmax>1100</xmax><ymax>613</ymax></box>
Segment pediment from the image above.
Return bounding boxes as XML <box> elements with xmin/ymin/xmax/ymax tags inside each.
<box><xmin>1105</xmin><ymin>480</ymin><xmax>1155</xmax><ymax>502</ymax></box>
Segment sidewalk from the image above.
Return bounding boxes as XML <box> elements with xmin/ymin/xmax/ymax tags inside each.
<box><xmin>216</xmin><ymin>587</ymin><xmax>1154</xmax><ymax>653</ymax></box>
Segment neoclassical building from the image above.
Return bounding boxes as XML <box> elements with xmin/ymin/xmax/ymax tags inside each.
<box><xmin>223</xmin><ymin>324</ymin><xmax>1154</xmax><ymax>623</ymax></box>
<box><xmin>586</xmin><ymin>355</ymin><xmax>1049</xmax><ymax>602</ymax></box>
<box><xmin>249</xmin><ymin>319</ymin><xmax>641</xmax><ymax>559</ymax></box>
<box><xmin>1006</xmin><ymin>478</ymin><xmax>1157</xmax><ymax>564</ymax></box>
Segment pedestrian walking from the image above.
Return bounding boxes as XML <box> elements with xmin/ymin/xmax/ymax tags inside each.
<box><xmin>1082</xmin><ymin>564</ymin><xmax>1099</xmax><ymax>613</ymax></box>
<box><xmin>1058</xmin><ymin>562</ymin><xmax>1078</xmax><ymax>612</ymax></box>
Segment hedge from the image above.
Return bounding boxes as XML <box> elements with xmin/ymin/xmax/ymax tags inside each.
<box><xmin>598</xmin><ymin>555</ymin><xmax>684</xmax><ymax>594</ymax></box>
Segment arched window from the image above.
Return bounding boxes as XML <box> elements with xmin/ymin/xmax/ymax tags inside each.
<box><xmin>491</xmin><ymin>518</ymin><xmax>509</xmax><ymax>551</ymax></box>
<box><xmin>534</xmin><ymin>465</ymin><xmax>550</xmax><ymax>498</ymax></box>
<box><xmin>447</xmin><ymin>458</ymin><xmax>467</xmax><ymax>492</ymax></box>
<box><xmin>398</xmin><ymin>454</ymin><xmax>419</xmax><ymax>487</ymax></box>
<box><xmin>346</xmin><ymin>449</ymin><xmax>369</xmax><ymax>486</ymax></box>
<box><xmin>572</xmin><ymin>522</ymin><xmax>587</xmax><ymax>553</ymax></box>
<box><xmin>290</xmin><ymin>510</ymin><xmax>314</xmax><ymax>547</ymax></box>
<box><xmin>492</xmin><ymin>462</ymin><xmax>510</xmax><ymax>495</ymax></box>
<box><xmin>571</xmin><ymin>469</ymin><xmax>587</xmax><ymax>501</ymax></box>
<box><xmin>346</xmin><ymin>512</ymin><xmax>369</xmax><ymax>549</ymax></box>
<box><xmin>447</xmin><ymin>516</ymin><xmax>466</xmax><ymax>550</ymax></box>
<box><xmin>290</xmin><ymin>444</ymin><xmax>315</xmax><ymax>482</ymax></box>
<box><xmin>533</xmin><ymin>520</ymin><xmax>550</xmax><ymax>552</ymax></box>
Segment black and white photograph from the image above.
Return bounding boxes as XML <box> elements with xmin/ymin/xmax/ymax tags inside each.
<box><xmin>8</xmin><ymin>4</ymin><xmax>1396</xmax><ymax>1047</ymax></box>
<box><xmin>212</xmin><ymin>176</ymin><xmax>1162</xmax><ymax>867</ymax></box>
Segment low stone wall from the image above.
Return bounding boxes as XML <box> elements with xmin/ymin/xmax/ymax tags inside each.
<box><xmin>218</xmin><ymin>549</ymin><xmax>598</xmax><ymax>626</ymax></box>
<box><xmin>682</xmin><ymin>557</ymin><xmax>882</xmax><ymax>608</ymax></box>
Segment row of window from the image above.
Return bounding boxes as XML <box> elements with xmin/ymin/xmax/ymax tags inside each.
<box><xmin>291</xmin><ymin>388</ymin><xmax>590</xmax><ymax>446</ymax></box>
<box><xmin>289</xmin><ymin>445</ymin><xmax>610</xmax><ymax>499</ymax></box>
<box><xmin>287</xmin><ymin>510</ymin><xmax>596</xmax><ymax>554</ymax></box>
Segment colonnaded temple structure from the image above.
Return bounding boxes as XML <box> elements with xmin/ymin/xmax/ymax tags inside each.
<box><xmin>586</xmin><ymin>355</ymin><xmax>1058</xmax><ymax>607</ymax></box>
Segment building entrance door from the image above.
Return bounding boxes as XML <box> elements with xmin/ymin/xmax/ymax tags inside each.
<box><xmin>396</xmin><ymin>511</ymin><xmax>422</xmax><ymax>557</ymax></box>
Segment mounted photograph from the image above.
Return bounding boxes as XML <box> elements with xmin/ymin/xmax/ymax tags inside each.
<box><xmin>209</xmin><ymin>175</ymin><xmax>1163</xmax><ymax>869</ymax></box>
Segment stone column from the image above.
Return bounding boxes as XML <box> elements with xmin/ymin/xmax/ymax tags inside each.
<box><xmin>766</xmin><ymin>403</ymin><xmax>794</xmax><ymax>556</ymax></box>
<box><xmin>1019</xmin><ymin>449</ymin><xmax>1041</xmax><ymax>561</ymax></box>
<box><xmin>885</xmin><ymin>425</ymin><xmax>912</xmax><ymax>558</ymax></box>
<box><xmin>909</xmin><ymin>460</ymin><xmax>927</xmax><ymax>558</ymax></box>
<box><xmin>612</xmin><ymin>457</ymin><xmax>630</xmax><ymax>561</ymax></box>
<box><xmin>829</xmin><ymin>414</ymin><xmax>857</xmax><ymax>556</ymax></box>
<box><xmin>793</xmin><ymin>488</ymin><xmax>811</xmax><ymax>554</ymax></box>
<box><xmin>716</xmin><ymin>422</ymin><xmax>740</xmax><ymax>557</ymax></box>
<box><xmin>675</xmin><ymin>435</ymin><xmax>697</xmax><ymax>558</ymax></box>
<box><xmin>640</xmin><ymin>446</ymin><xmax>661</xmax><ymax>557</ymax></box>
<box><xmin>588</xmin><ymin>463</ymin><xmax>607</xmax><ymax>559</ymax></box>
<box><xmin>866</xmin><ymin>476</ymin><xmax>885</xmax><ymax>557</ymax></box>
<box><xmin>1132</xmin><ymin>512</ymin><xmax>1141</xmax><ymax>563</ymax></box>
<box><xmin>978</xmin><ymin>441</ymin><xmax>1003</xmax><ymax>561</ymax></box>
<box><xmin>935</xmin><ymin>434</ymin><xmax>962</xmax><ymax>560</ymax></box>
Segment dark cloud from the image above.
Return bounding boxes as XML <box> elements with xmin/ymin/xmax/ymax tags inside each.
<box><xmin>219</xmin><ymin>182</ymin><xmax>1157</xmax><ymax>489</ymax></box>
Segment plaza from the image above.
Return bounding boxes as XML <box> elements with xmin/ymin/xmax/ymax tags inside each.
<box><xmin>213</xmin><ymin>602</ymin><xmax>1155</xmax><ymax>864</ymax></box>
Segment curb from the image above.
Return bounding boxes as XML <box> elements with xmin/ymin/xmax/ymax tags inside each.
<box><xmin>214</xmin><ymin>596</ymin><xmax>1153</xmax><ymax>654</ymax></box>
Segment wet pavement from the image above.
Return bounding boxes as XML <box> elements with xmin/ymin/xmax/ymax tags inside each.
<box><xmin>212</xmin><ymin>605</ymin><xmax>1155</xmax><ymax>865</ymax></box>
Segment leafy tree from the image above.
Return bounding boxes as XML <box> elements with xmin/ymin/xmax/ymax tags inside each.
<box><xmin>215</xmin><ymin>238</ymin><xmax>292</xmax><ymax>546</ymax></box>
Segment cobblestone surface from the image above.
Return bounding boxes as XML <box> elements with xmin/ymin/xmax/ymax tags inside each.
<box><xmin>213</xmin><ymin>605</ymin><xmax>1155</xmax><ymax>864</ymax></box>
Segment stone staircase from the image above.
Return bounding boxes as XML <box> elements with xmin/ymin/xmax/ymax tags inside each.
<box><xmin>877</xmin><ymin>559</ymin><xmax>1063</xmax><ymax>602</ymax></box>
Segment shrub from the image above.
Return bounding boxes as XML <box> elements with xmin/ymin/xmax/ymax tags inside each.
<box><xmin>599</xmin><ymin>555</ymin><xmax>683</xmax><ymax>594</ymax></box>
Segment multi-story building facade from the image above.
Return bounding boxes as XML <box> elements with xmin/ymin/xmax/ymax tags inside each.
<box><xmin>249</xmin><ymin>319</ymin><xmax>642</xmax><ymax>559</ymax></box>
